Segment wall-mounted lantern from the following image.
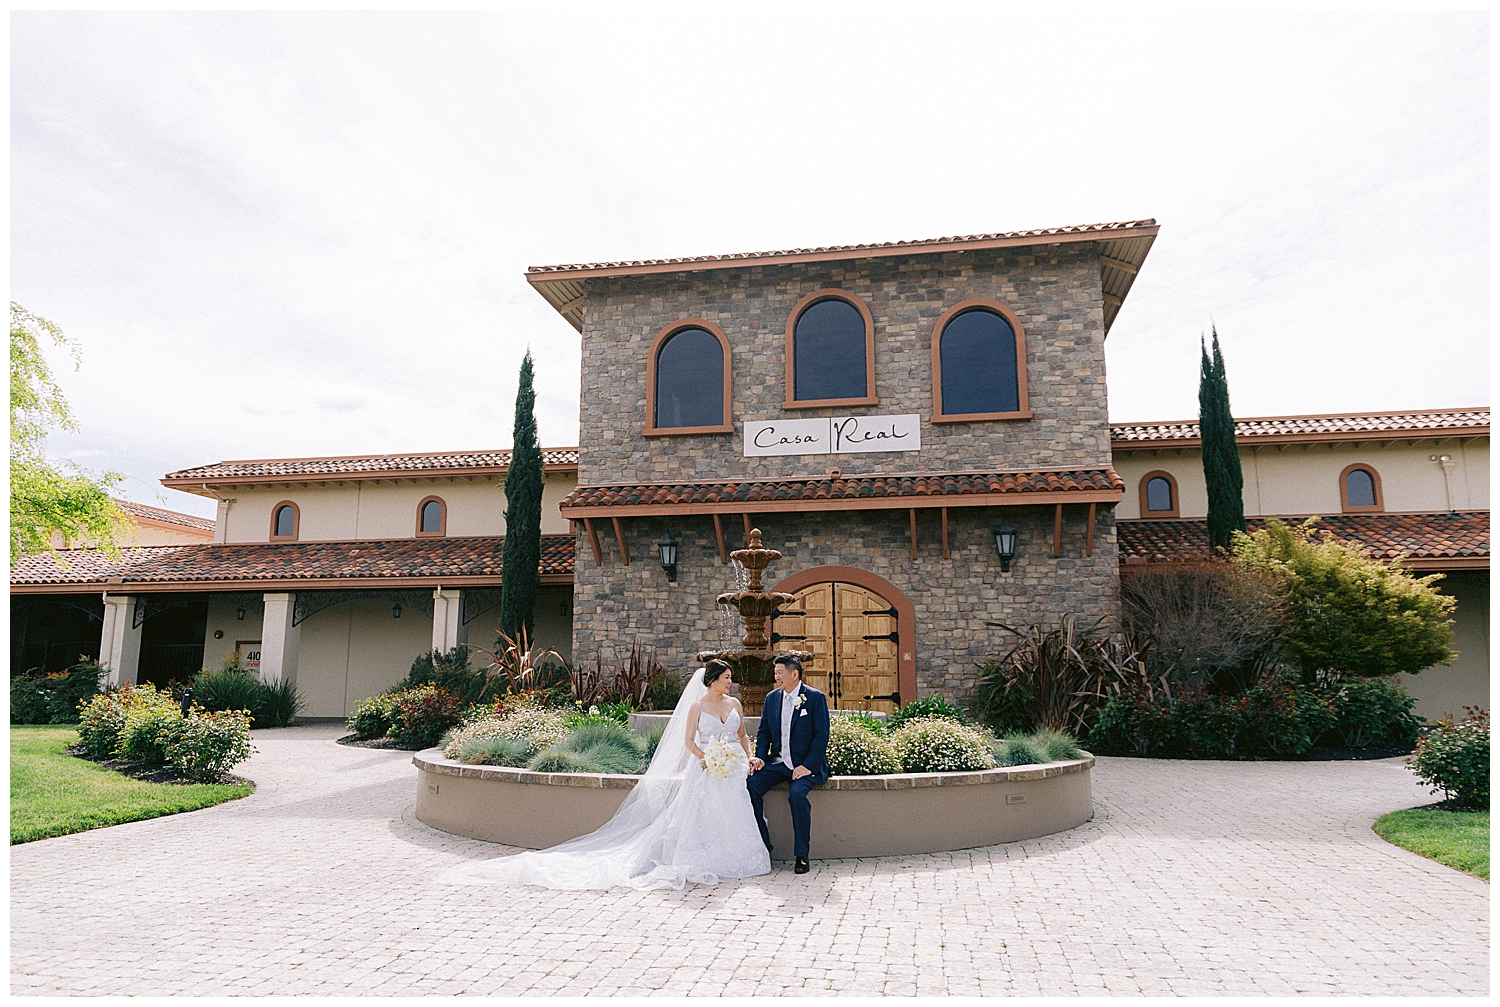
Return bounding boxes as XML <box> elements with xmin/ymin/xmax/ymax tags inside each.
<box><xmin>658</xmin><ymin>533</ymin><xmax>679</xmax><ymax>582</ymax></box>
<box><xmin>236</xmin><ymin>606</ymin><xmax>246</xmax><ymax>621</ymax></box>
<box><xmin>993</xmin><ymin>522</ymin><xmax>1018</xmax><ymax>573</ymax></box>
<box><xmin>392</xmin><ymin>602</ymin><xmax>403</xmax><ymax>619</ymax></box>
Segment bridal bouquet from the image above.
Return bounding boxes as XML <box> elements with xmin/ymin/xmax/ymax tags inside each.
<box><xmin>701</xmin><ymin>737</ymin><xmax>746</xmax><ymax>780</ymax></box>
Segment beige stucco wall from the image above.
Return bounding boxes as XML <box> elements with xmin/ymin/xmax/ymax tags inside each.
<box><xmin>51</xmin><ymin>520</ymin><xmax>213</xmax><ymax>550</ymax></box>
<box><xmin>203</xmin><ymin>596</ymin><xmax>267</xmax><ymax>671</ymax></box>
<box><xmin>295</xmin><ymin>597</ymin><xmax>435</xmax><ymax>717</ymax></box>
<box><xmin>217</xmin><ymin>472</ymin><xmax>576</xmax><ymax>543</ymax></box>
<box><xmin>1404</xmin><ymin>574</ymin><xmax>1490</xmax><ymax>720</ymax></box>
<box><xmin>1114</xmin><ymin>440</ymin><xmax>1489</xmax><ymax>519</ymax></box>
<box><xmin>203</xmin><ymin>586</ymin><xmax>574</xmax><ymax>718</ymax></box>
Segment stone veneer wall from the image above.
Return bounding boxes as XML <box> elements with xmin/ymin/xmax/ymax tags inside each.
<box><xmin>571</xmin><ymin>505</ymin><xmax>1119</xmax><ymax>702</ymax></box>
<box><xmin>570</xmin><ymin>243</ymin><xmax>1120</xmax><ymax>701</ymax></box>
<box><xmin>575</xmin><ymin>245</ymin><xmax>1112</xmax><ymax>485</ymax></box>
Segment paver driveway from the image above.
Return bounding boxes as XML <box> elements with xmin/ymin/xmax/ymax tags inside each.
<box><xmin>11</xmin><ymin>724</ymin><xmax>1488</xmax><ymax>996</ymax></box>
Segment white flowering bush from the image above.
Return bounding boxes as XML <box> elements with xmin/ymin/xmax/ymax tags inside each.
<box><xmin>442</xmin><ymin>705</ymin><xmax>570</xmax><ymax>761</ymax></box>
<box><xmin>890</xmin><ymin>717</ymin><xmax>996</xmax><ymax>773</ymax></box>
<box><xmin>826</xmin><ymin>716</ymin><xmax>901</xmax><ymax>775</ymax></box>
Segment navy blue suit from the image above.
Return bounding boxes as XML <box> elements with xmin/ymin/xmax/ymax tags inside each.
<box><xmin>747</xmin><ymin>684</ymin><xmax>830</xmax><ymax>858</ymax></box>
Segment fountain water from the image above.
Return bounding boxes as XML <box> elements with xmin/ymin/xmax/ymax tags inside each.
<box><xmin>696</xmin><ymin>528</ymin><xmax>811</xmax><ymax>716</ymax></box>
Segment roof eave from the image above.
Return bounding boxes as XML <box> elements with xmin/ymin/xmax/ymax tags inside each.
<box><xmin>528</xmin><ymin>223</ymin><xmax>1161</xmax><ymax>336</ymax></box>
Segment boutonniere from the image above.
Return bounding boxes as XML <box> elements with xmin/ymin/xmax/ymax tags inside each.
<box><xmin>794</xmin><ymin>693</ymin><xmax>807</xmax><ymax>711</ymax></box>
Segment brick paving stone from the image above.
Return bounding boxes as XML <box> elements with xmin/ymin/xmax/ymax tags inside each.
<box><xmin>10</xmin><ymin>723</ymin><xmax>1489</xmax><ymax>996</ymax></box>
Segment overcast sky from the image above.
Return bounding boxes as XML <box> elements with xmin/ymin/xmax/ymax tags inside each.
<box><xmin>11</xmin><ymin>10</ymin><xmax>1489</xmax><ymax>518</ymax></box>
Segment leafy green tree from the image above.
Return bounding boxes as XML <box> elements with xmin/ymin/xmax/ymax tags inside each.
<box><xmin>1232</xmin><ymin>519</ymin><xmax>1457</xmax><ymax>677</ymax></box>
<box><xmin>1199</xmin><ymin>327</ymin><xmax>1246</xmax><ymax>552</ymax></box>
<box><xmin>10</xmin><ymin>303</ymin><xmax>125</xmax><ymax>565</ymax></box>
<box><xmin>499</xmin><ymin>350</ymin><xmax>543</xmax><ymax>640</ymax></box>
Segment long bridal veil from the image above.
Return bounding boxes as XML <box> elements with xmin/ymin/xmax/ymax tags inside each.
<box><xmin>438</xmin><ymin>668</ymin><xmax>712</xmax><ymax>890</ymax></box>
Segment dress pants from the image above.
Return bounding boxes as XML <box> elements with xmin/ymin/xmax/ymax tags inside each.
<box><xmin>747</xmin><ymin>763</ymin><xmax>817</xmax><ymax>858</ymax></box>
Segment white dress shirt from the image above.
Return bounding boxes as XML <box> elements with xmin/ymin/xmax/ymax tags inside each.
<box><xmin>779</xmin><ymin>681</ymin><xmax>802</xmax><ymax>770</ymax></box>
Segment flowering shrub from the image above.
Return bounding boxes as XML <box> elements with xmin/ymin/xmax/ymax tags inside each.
<box><xmin>346</xmin><ymin>693</ymin><xmax>398</xmax><ymax>740</ymax></box>
<box><xmin>890</xmin><ymin>717</ymin><xmax>996</xmax><ymax>773</ymax></box>
<box><xmin>119</xmin><ymin>705</ymin><xmax>184</xmax><ymax>764</ymax></box>
<box><xmin>388</xmin><ymin>685</ymin><xmax>464</xmax><ymax>749</ymax></box>
<box><xmin>165</xmin><ymin>709</ymin><xmax>255</xmax><ymax>782</ymax></box>
<box><xmin>441</xmin><ymin>703</ymin><xmax>571</xmax><ymax>761</ymax></box>
<box><xmin>76</xmin><ymin>683</ymin><xmax>177</xmax><ymax>760</ymax></box>
<box><xmin>494</xmin><ymin>705</ymin><xmax>572</xmax><ymax>750</ymax></box>
<box><xmin>826</xmin><ymin>716</ymin><xmax>900</xmax><ymax>775</ymax></box>
<box><xmin>1408</xmin><ymin>709</ymin><xmax>1489</xmax><ymax>808</ymax></box>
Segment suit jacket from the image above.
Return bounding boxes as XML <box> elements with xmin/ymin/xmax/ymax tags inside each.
<box><xmin>755</xmin><ymin>685</ymin><xmax>830</xmax><ymax>784</ymax></box>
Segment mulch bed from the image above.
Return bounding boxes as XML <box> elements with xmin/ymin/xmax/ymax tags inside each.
<box><xmin>335</xmin><ymin>735</ymin><xmax>424</xmax><ymax>751</ymax></box>
<box><xmin>62</xmin><ymin>743</ymin><xmax>254</xmax><ymax>788</ymax></box>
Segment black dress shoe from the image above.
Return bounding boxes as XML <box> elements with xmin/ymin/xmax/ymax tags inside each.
<box><xmin>795</xmin><ymin>857</ymin><xmax>809</xmax><ymax>874</ymax></box>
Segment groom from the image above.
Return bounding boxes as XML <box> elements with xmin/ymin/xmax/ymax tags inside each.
<box><xmin>747</xmin><ymin>655</ymin><xmax>830</xmax><ymax>874</ymax></box>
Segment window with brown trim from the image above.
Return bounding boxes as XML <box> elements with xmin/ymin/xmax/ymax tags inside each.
<box><xmin>416</xmin><ymin>496</ymin><xmax>447</xmax><ymax>537</ymax></box>
<box><xmin>783</xmin><ymin>289</ymin><xmax>877</xmax><ymax>409</ymax></box>
<box><xmin>930</xmin><ymin>298</ymin><xmax>1031</xmax><ymax>422</ymax></box>
<box><xmin>644</xmin><ymin>319</ymin><xmax>733</xmax><ymax>436</ymax></box>
<box><xmin>1340</xmin><ymin>464</ymin><xmax>1384</xmax><ymax>513</ymax></box>
<box><xmin>1138</xmin><ymin>471</ymin><xmax>1179</xmax><ymax>517</ymax></box>
<box><xmin>270</xmin><ymin>501</ymin><xmax>300</xmax><ymax>540</ymax></box>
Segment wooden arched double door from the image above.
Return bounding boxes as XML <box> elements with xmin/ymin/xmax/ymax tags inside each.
<box><xmin>770</xmin><ymin>571</ymin><xmax>912</xmax><ymax>715</ymax></box>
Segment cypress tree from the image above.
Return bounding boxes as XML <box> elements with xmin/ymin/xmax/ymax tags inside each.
<box><xmin>1199</xmin><ymin>326</ymin><xmax>1246</xmax><ymax>553</ymax></box>
<box><xmin>500</xmin><ymin>350</ymin><xmax>544</xmax><ymax>641</ymax></box>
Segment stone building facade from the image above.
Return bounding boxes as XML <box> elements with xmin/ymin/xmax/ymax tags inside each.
<box><xmin>538</xmin><ymin>221</ymin><xmax>1159</xmax><ymax>705</ymax></box>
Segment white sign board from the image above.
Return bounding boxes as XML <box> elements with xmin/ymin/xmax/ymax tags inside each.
<box><xmin>744</xmin><ymin>414</ymin><xmax>921</xmax><ymax>457</ymax></box>
<box><xmin>237</xmin><ymin>641</ymin><xmax>262</xmax><ymax>674</ymax></box>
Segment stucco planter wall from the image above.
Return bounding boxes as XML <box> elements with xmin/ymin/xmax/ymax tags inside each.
<box><xmin>414</xmin><ymin>751</ymin><xmax>1093</xmax><ymax>860</ymax></box>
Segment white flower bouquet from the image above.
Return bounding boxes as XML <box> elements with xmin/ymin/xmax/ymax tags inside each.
<box><xmin>701</xmin><ymin>737</ymin><xmax>745</xmax><ymax>780</ymax></box>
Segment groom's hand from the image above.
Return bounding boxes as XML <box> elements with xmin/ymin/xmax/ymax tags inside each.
<box><xmin>791</xmin><ymin>765</ymin><xmax>811</xmax><ymax>780</ymax></box>
<box><xmin>748</xmin><ymin>757</ymin><xmax>764</xmax><ymax>772</ymax></box>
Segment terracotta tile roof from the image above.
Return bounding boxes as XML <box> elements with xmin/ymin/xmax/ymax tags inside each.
<box><xmin>526</xmin><ymin>220</ymin><xmax>1158</xmax><ymax>275</ymax></box>
<box><xmin>560</xmin><ymin>469</ymin><xmax>1124</xmax><ymax>515</ymax></box>
<box><xmin>10</xmin><ymin>535</ymin><xmax>575</xmax><ymax>591</ymax></box>
<box><xmin>114</xmin><ymin>499</ymin><xmax>215</xmax><ymax>532</ymax></box>
<box><xmin>1117</xmin><ymin>513</ymin><xmax>1489</xmax><ymax>568</ymax></box>
<box><xmin>1111</xmin><ymin>408</ymin><xmax>1488</xmax><ymax>446</ymax></box>
<box><xmin>162</xmin><ymin>447</ymin><xmax>580</xmax><ymax>487</ymax></box>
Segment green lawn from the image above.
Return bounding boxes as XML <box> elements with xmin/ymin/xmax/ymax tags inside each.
<box><xmin>10</xmin><ymin>726</ymin><xmax>252</xmax><ymax>844</ymax></box>
<box><xmin>1374</xmin><ymin>807</ymin><xmax>1489</xmax><ymax>881</ymax></box>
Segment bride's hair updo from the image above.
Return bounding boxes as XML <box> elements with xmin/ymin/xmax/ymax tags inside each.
<box><xmin>704</xmin><ymin>660</ymin><xmax>732</xmax><ymax>684</ymax></box>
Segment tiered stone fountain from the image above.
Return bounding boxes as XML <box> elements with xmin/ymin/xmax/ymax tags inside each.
<box><xmin>696</xmin><ymin>528</ymin><xmax>811</xmax><ymax>717</ymax></box>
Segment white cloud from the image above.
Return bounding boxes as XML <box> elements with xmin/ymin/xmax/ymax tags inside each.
<box><xmin>12</xmin><ymin>9</ymin><xmax>1488</xmax><ymax>520</ymax></box>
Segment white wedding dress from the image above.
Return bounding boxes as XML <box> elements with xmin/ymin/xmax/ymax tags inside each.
<box><xmin>438</xmin><ymin>669</ymin><xmax>771</xmax><ymax>890</ymax></box>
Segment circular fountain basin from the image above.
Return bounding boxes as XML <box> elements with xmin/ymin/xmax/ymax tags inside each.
<box><xmin>413</xmin><ymin>751</ymin><xmax>1093</xmax><ymax>859</ymax></box>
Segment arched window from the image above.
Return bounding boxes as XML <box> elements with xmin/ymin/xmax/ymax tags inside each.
<box><xmin>270</xmin><ymin>501</ymin><xmax>299</xmax><ymax>540</ymax></box>
<box><xmin>1138</xmin><ymin>471</ymin><xmax>1179</xmax><ymax>518</ymax></box>
<box><xmin>644</xmin><ymin>319</ymin><xmax>732</xmax><ymax>436</ymax></box>
<box><xmin>784</xmin><ymin>289</ymin><xmax>877</xmax><ymax>409</ymax></box>
<box><xmin>417</xmin><ymin>496</ymin><xmax>446</xmax><ymax>537</ymax></box>
<box><xmin>1340</xmin><ymin>464</ymin><xmax>1384</xmax><ymax>512</ymax></box>
<box><xmin>930</xmin><ymin>299</ymin><xmax>1031</xmax><ymax>422</ymax></box>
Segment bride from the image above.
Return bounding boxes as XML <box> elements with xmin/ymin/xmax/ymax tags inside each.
<box><xmin>438</xmin><ymin>660</ymin><xmax>771</xmax><ymax>890</ymax></box>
